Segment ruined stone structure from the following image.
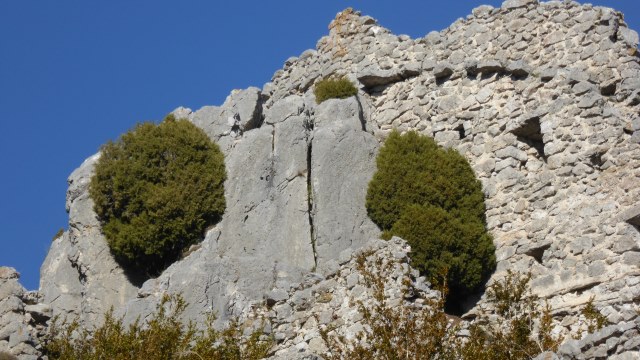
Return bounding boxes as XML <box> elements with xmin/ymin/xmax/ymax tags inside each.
<box><xmin>2</xmin><ymin>0</ymin><xmax>639</xmax><ymax>358</ymax></box>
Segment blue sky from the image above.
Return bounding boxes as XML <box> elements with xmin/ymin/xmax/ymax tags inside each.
<box><xmin>1</xmin><ymin>1</ymin><xmax>638</xmax><ymax>290</ymax></box>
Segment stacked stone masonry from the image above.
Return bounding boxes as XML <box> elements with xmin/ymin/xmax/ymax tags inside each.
<box><xmin>2</xmin><ymin>0</ymin><xmax>637</xmax><ymax>359</ymax></box>
<box><xmin>266</xmin><ymin>0</ymin><xmax>640</xmax><ymax>337</ymax></box>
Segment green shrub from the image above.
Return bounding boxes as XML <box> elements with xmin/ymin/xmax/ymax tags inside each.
<box><xmin>366</xmin><ymin>130</ymin><xmax>495</xmax><ymax>306</ymax></box>
<box><xmin>314</xmin><ymin>77</ymin><xmax>358</xmax><ymax>104</ymax></box>
<box><xmin>44</xmin><ymin>294</ymin><xmax>272</xmax><ymax>360</ymax></box>
<box><xmin>390</xmin><ymin>204</ymin><xmax>495</xmax><ymax>299</ymax></box>
<box><xmin>89</xmin><ymin>114</ymin><xmax>226</xmax><ymax>276</ymax></box>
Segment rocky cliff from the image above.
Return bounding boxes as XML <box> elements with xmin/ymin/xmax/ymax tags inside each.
<box><xmin>2</xmin><ymin>0</ymin><xmax>640</xmax><ymax>359</ymax></box>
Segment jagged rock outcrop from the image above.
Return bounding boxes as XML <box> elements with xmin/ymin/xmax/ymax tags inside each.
<box><xmin>265</xmin><ymin>237</ymin><xmax>439</xmax><ymax>359</ymax></box>
<box><xmin>8</xmin><ymin>0</ymin><xmax>639</xmax><ymax>358</ymax></box>
<box><xmin>39</xmin><ymin>154</ymin><xmax>138</xmax><ymax>325</ymax></box>
<box><xmin>0</xmin><ymin>268</ymin><xmax>48</xmax><ymax>359</ymax></box>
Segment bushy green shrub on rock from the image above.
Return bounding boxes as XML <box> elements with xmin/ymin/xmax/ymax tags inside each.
<box><xmin>366</xmin><ymin>130</ymin><xmax>495</xmax><ymax>305</ymax></box>
<box><xmin>89</xmin><ymin>115</ymin><xmax>226</xmax><ymax>276</ymax></box>
<box><xmin>390</xmin><ymin>204</ymin><xmax>495</xmax><ymax>299</ymax></box>
<box><xmin>314</xmin><ymin>77</ymin><xmax>358</xmax><ymax>104</ymax></box>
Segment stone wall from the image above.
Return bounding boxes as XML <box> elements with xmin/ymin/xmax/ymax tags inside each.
<box><xmin>265</xmin><ymin>0</ymin><xmax>640</xmax><ymax>328</ymax></box>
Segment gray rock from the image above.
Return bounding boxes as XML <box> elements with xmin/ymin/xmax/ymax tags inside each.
<box><xmin>357</xmin><ymin>67</ymin><xmax>420</xmax><ymax>88</ymax></box>
<box><xmin>433</xmin><ymin>63</ymin><xmax>454</xmax><ymax>79</ymax></box>
<box><xmin>539</xmin><ymin>68</ymin><xmax>557</xmax><ymax>81</ymax></box>
<box><xmin>23</xmin><ymin>304</ymin><xmax>51</xmax><ymax>323</ymax></box>
<box><xmin>310</xmin><ymin>98</ymin><xmax>380</xmax><ymax>274</ymax></box>
<box><xmin>189</xmin><ymin>87</ymin><xmax>266</xmax><ymax>150</ymax></box>
<box><xmin>502</xmin><ymin>0</ymin><xmax>537</xmax><ymax>9</ymax></box>
<box><xmin>266</xmin><ymin>289</ymin><xmax>289</xmax><ymax>305</ymax></box>
<box><xmin>577</xmin><ymin>92</ymin><xmax>602</xmax><ymax>108</ymax></box>
<box><xmin>0</xmin><ymin>279</ymin><xmax>23</xmax><ymax>301</ymax></box>
<box><xmin>506</xmin><ymin>60</ymin><xmax>530</xmax><ymax>77</ymax></box>
<box><xmin>618</xmin><ymin>27</ymin><xmax>639</xmax><ymax>47</ymax></box>
<box><xmin>222</xmin><ymin>87</ymin><xmax>265</xmax><ymax>131</ymax></box>
<box><xmin>8</xmin><ymin>325</ymin><xmax>30</xmax><ymax>348</ymax></box>
<box><xmin>40</xmin><ymin>153</ymin><xmax>139</xmax><ymax>326</ymax></box>
<box><xmin>170</xmin><ymin>106</ymin><xmax>192</xmax><ymax>120</ymax></box>
<box><xmin>472</xmin><ymin>5</ymin><xmax>495</xmax><ymax>18</ymax></box>
<box><xmin>264</xmin><ymin>95</ymin><xmax>305</xmax><ymax>125</ymax></box>
<box><xmin>0</xmin><ymin>314</ymin><xmax>22</xmax><ymax>342</ymax></box>
<box><xmin>477</xmin><ymin>60</ymin><xmax>504</xmax><ymax>73</ymax></box>
<box><xmin>476</xmin><ymin>88</ymin><xmax>493</xmax><ymax>104</ymax></box>
<box><xmin>573</xmin><ymin>81</ymin><xmax>597</xmax><ymax>95</ymax></box>
<box><xmin>0</xmin><ymin>268</ymin><xmax>18</xmax><ymax>281</ymax></box>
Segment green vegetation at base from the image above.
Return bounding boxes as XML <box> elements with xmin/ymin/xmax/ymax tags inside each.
<box><xmin>44</xmin><ymin>294</ymin><xmax>272</xmax><ymax>360</ymax></box>
<box><xmin>323</xmin><ymin>258</ymin><xmax>607</xmax><ymax>360</ymax></box>
<box><xmin>43</xmin><ymin>269</ymin><xmax>608</xmax><ymax>360</ymax></box>
<box><xmin>89</xmin><ymin>114</ymin><xmax>226</xmax><ymax>276</ymax></box>
<box><xmin>314</xmin><ymin>77</ymin><xmax>358</xmax><ymax>104</ymax></box>
<box><xmin>366</xmin><ymin>130</ymin><xmax>496</xmax><ymax>307</ymax></box>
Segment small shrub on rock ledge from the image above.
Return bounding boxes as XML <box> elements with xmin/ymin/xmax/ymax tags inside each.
<box><xmin>314</xmin><ymin>77</ymin><xmax>358</xmax><ymax>104</ymax></box>
<box><xmin>366</xmin><ymin>130</ymin><xmax>496</xmax><ymax>310</ymax></box>
<box><xmin>89</xmin><ymin>114</ymin><xmax>226</xmax><ymax>277</ymax></box>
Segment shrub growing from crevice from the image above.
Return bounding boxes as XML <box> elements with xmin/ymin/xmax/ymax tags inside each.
<box><xmin>366</xmin><ymin>130</ymin><xmax>495</xmax><ymax>311</ymax></box>
<box><xmin>314</xmin><ymin>77</ymin><xmax>358</xmax><ymax>104</ymax></box>
<box><xmin>89</xmin><ymin>114</ymin><xmax>226</xmax><ymax>277</ymax></box>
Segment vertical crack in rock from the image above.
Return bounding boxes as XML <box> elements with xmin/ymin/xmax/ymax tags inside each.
<box><xmin>249</xmin><ymin>92</ymin><xmax>268</xmax><ymax>131</ymax></box>
<box><xmin>271</xmin><ymin>125</ymin><xmax>275</xmax><ymax>152</ymax></box>
<box><xmin>355</xmin><ymin>95</ymin><xmax>367</xmax><ymax>132</ymax></box>
<box><xmin>306</xmin><ymin>138</ymin><xmax>317</xmax><ymax>269</ymax></box>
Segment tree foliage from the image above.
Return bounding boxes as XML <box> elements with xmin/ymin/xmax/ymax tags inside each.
<box><xmin>366</xmin><ymin>130</ymin><xmax>495</xmax><ymax>305</ymax></box>
<box><xmin>314</xmin><ymin>77</ymin><xmax>358</xmax><ymax>104</ymax></box>
<box><xmin>89</xmin><ymin>115</ymin><xmax>226</xmax><ymax>276</ymax></box>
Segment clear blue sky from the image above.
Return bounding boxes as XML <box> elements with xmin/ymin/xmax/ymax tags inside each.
<box><xmin>1</xmin><ymin>1</ymin><xmax>638</xmax><ymax>290</ymax></box>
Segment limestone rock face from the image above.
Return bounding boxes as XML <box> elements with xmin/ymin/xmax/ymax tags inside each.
<box><xmin>121</xmin><ymin>95</ymin><xmax>380</xmax><ymax>326</ymax></box>
<box><xmin>310</xmin><ymin>98</ymin><xmax>380</xmax><ymax>274</ymax></box>
<box><xmin>29</xmin><ymin>0</ymin><xmax>640</xmax><ymax>357</ymax></box>
<box><xmin>39</xmin><ymin>154</ymin><xmax>138</xmax><ymax>326</ymax></box>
